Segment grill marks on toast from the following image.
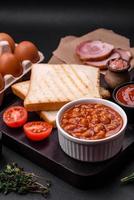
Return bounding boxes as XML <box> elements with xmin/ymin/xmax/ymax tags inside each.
<box><xmin>69</xmin><ymin>65</ymin><xmax>90</xmax><ymax>95</ymax></box>
<box><xmin>53</xmin><ymin>65</ymin><xmax>78</xmax><ymax>99</ymax></box>
<box><xmin>48</xmin><ymin>66</ymin><xmax>70</xmax><ymax>101</ymax></box>
<box><xmin>41</xmin><ymin>68</ymin><xmax>63</xmax><ymax>102</ymax></box>
<box><xmin>31</xmin><ymin>69</ymin><xmax>50</xmax><ymax>103</ymax></box>
<box><xmin>69</xmin><ymin>65</ymin><xmax>100</xmax><ymax>98</ymax></box>
<box><xmin>62</xmin><ymin>65</ymin><xmax>89</xmax><ymax>97</ymax></box>
<box><xmin>24</xmin><ymin>64</ymin><xmax>100</xmax><ymax>111</ymax></box>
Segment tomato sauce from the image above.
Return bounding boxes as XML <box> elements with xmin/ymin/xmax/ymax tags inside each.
<box><xmin>116</xmin><ymin>84</ymin><xmax>134</xmax><ymax>107</ymax></box>
<box><xmin>108</xmin><ymin>58</ymin><xmax>128</xmax><ymax>71</ymax></box>
<box><xmin>60</xmin><ymin>103</ymin><xmax>123</xmax><ymax>140</ymax></box>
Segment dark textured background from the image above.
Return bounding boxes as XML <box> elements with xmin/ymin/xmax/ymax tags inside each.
<box><xmin>0</xmin><ymin>2</ymin><xmax>134</xmax><ymax>199</ymax></box>
<box><xmin>0</xmin><ymin>1</ymin><xmax>134</xmax><ymax>60</ymax></box>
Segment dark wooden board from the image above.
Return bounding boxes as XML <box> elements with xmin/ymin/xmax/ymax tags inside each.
<box><xmin>0</xmin><ymin>72</ymin><xmax>134</xmax><ymax>188</ymax></box>
<box><xmin>0</xmin><ymin>99</ymin><xmax>134</xmax><ymax>188</ymax></box>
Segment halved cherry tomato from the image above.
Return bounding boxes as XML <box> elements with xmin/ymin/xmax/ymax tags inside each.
<box><xmin>23</xmin><ymin>121</ymin><xmax>52</xmax><ymax>141</ymax></box>
<box><xmin>3</xmin><ymin>106</ymin><xmax>28</xmax><ymax>128</ymax></box>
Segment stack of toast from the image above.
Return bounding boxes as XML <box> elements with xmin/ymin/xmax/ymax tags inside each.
<box><xmin>12</xmin><ymin>64</ymin><xmax>110</xmax><ymax>127</ymax></box>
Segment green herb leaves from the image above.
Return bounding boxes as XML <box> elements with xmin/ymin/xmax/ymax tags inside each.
<box><xmin>121</xmin><ymin>172</ymin><xmax>134</xmax><ymax>184</ymax></box>
<box><xmin>0</xmin><ymin>163</ymin><xmax>51</xmax><ymax>197</ymax></box>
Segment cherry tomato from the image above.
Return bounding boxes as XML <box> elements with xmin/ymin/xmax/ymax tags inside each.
<box><xmin>3</xmin><ymin>106</ymin><xmax>28</xmax><ymax>128</ymax></box>
<box><xmin>23</xmin><ymin>121</ymin><xmax>52</xmax><ymax>141</ymax></box>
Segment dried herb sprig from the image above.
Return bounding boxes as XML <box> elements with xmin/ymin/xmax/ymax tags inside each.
<box><xmin>121</xmin><ymin>172</ymin><xmax>134</xmax><ymax>184</ymax></box>
<box><xmin>0</xmin><ymin>163</ymin><xmax>51</xmax><ymax>197</ymax></box>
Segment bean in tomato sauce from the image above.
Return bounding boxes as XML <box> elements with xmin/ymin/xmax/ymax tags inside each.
<box><xmin>60</xmin><ymin>103</ymin><xmax>123</xmax><ymax>140</ymax></box>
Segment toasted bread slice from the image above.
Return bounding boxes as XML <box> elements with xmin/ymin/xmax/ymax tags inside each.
<box><xmin>12</xmin><ymin>81</ymin><xmax>57</xmax><ymax>127</ymax></box>
<box><xmin>12</xmin><ymin>80</ymin><xmax>110</xmax><ymax>127</ymax></box>
<box><xmin>39</xmin><ymin>111</ymin><xmax>57</xmax><ymax>127</ymax></box>
<box><xmin>24</xmin><ymin>64</ymin><xmax>101</xmax><ymax>111</ymax></box>
<box><xmin>12</xmin><ymin>81</ymin><xmax>110</xmax><ymax>102</ymax></box>
<box><xmin>12</xmin><ymin>81</ymin><xmax>29</xmax><ymax>100</ymax></box>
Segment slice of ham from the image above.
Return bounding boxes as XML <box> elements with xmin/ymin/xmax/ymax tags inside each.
<box><xmin>115</xmin><ymin>48</ymin><xmax>131</xmax><ymax>61</ymax></box>
<box><xmin>84</xmin><ymin>52</ymin><xmax>120</xmax><ymax>70</ymax></box>
<box><xmin>76</xmin><ymin>40</ymin><xmax>114</xmax><ymax>61</ymax></box>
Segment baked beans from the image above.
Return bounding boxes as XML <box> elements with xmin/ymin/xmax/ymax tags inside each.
<box><xmin>60</xmin><ymin>103</ymin><xmax>123</xmax><ymax>140</ymax></box>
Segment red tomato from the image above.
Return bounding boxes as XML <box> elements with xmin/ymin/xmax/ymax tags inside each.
<box><xmin>3</xmin><ymin>106</ymin><xmax>28</xmax><ymax>128</ymax></box>
<box><xmin>23</xmin><ymin>121</ymin><xmax>52</xmax><ymax>141</ymax></box>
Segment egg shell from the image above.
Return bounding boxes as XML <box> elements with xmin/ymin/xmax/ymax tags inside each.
<box><xmin>0</xmin><ymin>33</ymin><xmax>15</xmax><ymax>52</ymax></box>
<box><xmin>14</xmin><ymin>41</ymin><xmax>40</xmax><ymax>63</ymax></box>
<box><xmin>0</xmin><ymin>53</ymin><xmax>23</xmax><ymax>77</ymax></box>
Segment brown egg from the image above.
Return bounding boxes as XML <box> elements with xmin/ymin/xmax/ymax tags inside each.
<box><xmin>0</xmin><ymin>33</ymin><xmax>15</xmax><ymax>52</ymax></box>
<box><xmin>0</xmin><ymin>73</ymin><xmax>5</xmax><ymax>91</ymax></box>
<box><xmin>0</xmin><ymin>53</ymin><xmax>23</xmax><ymax>77</ymax></box>
<box><xmin>14</xmin><ymin>41</ymin><xmax>40</xmax><ymax>63</ymax></box>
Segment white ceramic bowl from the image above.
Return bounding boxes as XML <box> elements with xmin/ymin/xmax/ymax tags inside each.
<box><xmin>56</xmin><ymin>98</ymin><xmax>127</xmax><ymax>162</ymax></box>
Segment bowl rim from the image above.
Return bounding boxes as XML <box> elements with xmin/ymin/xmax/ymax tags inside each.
<box><xmin>56</xmin><ymin>98</ymin><xmax>127</xmax><ymax>144</ymax></box>
<box><xmin>112</xmin><ymin>81</ymin><xmax>134</xmax><ymax>109</ymax></box>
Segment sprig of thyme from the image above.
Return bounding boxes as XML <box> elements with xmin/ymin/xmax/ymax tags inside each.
<box><xmin>121</xmin><ymin>172</ymin><xmax>134</xmax><ymax>184</ymax></box>
<box><xmin>0</xmin><ymin>163</ymin><xmax>51</xmax><ymax>197</ymax></box>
